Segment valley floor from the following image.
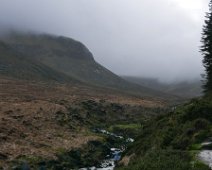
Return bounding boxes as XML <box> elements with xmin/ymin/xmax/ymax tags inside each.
<box><xmin>0</xmin><ymin>77</ymin><xmax>166</xmax><ymax>169</ymax></box>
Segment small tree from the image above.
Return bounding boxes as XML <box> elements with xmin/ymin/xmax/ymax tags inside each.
<box><xmin>201</xmin><ymin>0</ymin><xmax>212</xmax><ymax>94</ymax></box>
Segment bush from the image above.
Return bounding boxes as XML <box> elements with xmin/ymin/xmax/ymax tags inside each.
<box><xmin>117</xmin><ymin>150</ymin><xmax>192</xmax><ymax>170</ymax></box>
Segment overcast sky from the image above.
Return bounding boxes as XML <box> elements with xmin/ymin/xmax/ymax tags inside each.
<box><xmin>0</xmin><ymin>0</ymin><xmax>209</xmax><ymax>82</ymax></box>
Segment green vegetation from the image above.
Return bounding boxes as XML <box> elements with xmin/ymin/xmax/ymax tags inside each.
<box><xmin>117</xmin><ymin>150</ymin><xmax>210</xmax><ymax>170</ymax></box>
<box><xmin>1</xmin><ymin>30</ymin><xmax>210</xmax><ymax>169</ymax></box>
<box><xmin>12</xmin><ymin>135</ymin><xmax>128</xmax><ymax>169</ymax></box>
<box><xmin>109</xmin><ymin>124</ymin><xmax>141</xmax><ymax>131</ymax></box>
<box><xmin>108</xmin><ymin>123</ymin><xmax>141</xmax><ymax>137</ymax></box>
<box><xmin>45</xmin><ymin>140</ymin><xmax>108</xmax><ymax>169</ymax></box>
<box><xmin>56</xmin><ymin>99</ymin><xmax>165</xmax><ymax>128</ymax></box>
<box><xmin>5</xmin><ymin>98</ymin><xmax>165</xmax><ymax>169</ymax></box>
<box><xmin>11</xmin><ymin>140</ymin><xmax>107</xmax><ymax>169</ymax></box>
<box><xmin>116</xmin><ymin>98</ymin><xmax>212</xmax><ymax>170</ymax></box>
<box><xmin>201</xmin><ymin>0</ymin><xmax>212</xmax><ymax>94</ymax></box>
<box><xmin>10</xmin><ymin>155</ymin><xmax>44</xmax><ymax>170</ymax></box>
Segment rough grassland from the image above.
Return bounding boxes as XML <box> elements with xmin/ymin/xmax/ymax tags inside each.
<box><xmin>0</xmin><ymin>76</ymin><xmax>166</xmax><ymax>168</ymax></box>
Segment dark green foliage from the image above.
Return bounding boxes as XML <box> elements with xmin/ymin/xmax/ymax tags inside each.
<box><xmin>10</xmin><ymin>155</ymin><xmax>44</xmax><ymax>170</ymax></box>
<box><xmin>108</xmin><ymin>123</ymin><xmax>141</xmax><ymax>138</ymax></box>
<box><xmin>117</xmin><ymin>98</ymin><xmax>212</xmax><ymax>170</ymax></box>
<box><xmin>54</xmin><ymin>99</ymin><xmax>163</xmax><ymax>137</ymax></box>
<box><xmin>180</xmin><ymin>99</ymin><xmax>212</xmax><ymax>122</ymax></box>
<box><xmin>156</xmin><ymin>100</ymin><xmax>210</xmax><ymax>150</ymax></box>
<box><xmin>117</xmin><ymin>150</ymin><xmax>210</xmax><ymax>170</ymax></box>
<box><xmin>201</xmin><ymin>0</ymin><xmax>212</xmax><ymax>94</ymax></box>
<box><xmin>79</xmin><ymin>100</ymin><xmax>163</xmax><ymax>127</ymax></box>
<box><xmin>193</xmin><ymin>162</ymin><xmax>211</xmax><ymax>170</ymax></box>
<box><xmin>117</xmin><ymin>150</ymin><xmax>193</xmax><ymax>170</ymax></box>
<box><xmin>12</xmin><ymin>140</ymin><xmax>109</xmax><ymax>169</ymax></box>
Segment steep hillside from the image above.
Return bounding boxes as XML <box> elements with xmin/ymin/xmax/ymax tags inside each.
<box><xmin>0</xmin><ymin>41</ymin><xmax>78</xmax><ymax>83</ymax></box>
<box><xmin>0</xmin><ymin>33</ymin><xmax>175</xmax><ymax>99</ymax></box>
<box><xmin>123</xmin><ymin>76</ymin><xmax>203</xmax><ymax>98</ymax></box>
<box><xmin>2</xmin><ymin>33</ymin><xmax>128</xmax><ymax>87</ymax></box>
<box><xmin>117</xmin><ymin>97</ymin><xmax>212</xmax><ymax>170</ymax></box>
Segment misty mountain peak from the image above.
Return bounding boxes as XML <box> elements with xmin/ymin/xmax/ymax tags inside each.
<box><xmin>2</xmin><ymin>32</ymin><xmax>94</xmax><ymax>61</ymax></box>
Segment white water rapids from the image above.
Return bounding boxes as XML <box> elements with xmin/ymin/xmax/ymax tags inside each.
<box><xmin>198</xmin><ymin>141</ymin><xmax>212</xmax><ymax>169</ymax></box>
<box><xmin>79</xmin><ymin>129</ymin><xmax>134</xmax><ymax>170</ymax></box>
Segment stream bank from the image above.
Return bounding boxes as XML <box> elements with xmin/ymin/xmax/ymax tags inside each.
<box><xmin>79</xmin><ymin>129</ymin><xmax>134</xmax><ymax>170</ymax></box>
<box><xmin>14</xmin><ymin>129</ymin><xmax>134</xmax><ymax>170</ymax></box>
<box><xmin>198</xmin><ymin>141</ymin><xmax>212</xmax><ymax>169</ymax></box>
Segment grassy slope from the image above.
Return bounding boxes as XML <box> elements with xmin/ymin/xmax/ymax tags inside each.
<box><xmin>0</xmin><ymin>76</ymin><xmax>166</xmax><ymax>169</ymax></box>
<box><xmin>0</xmin><ymin>41</ymin><xmax>78</xmax><ymax>83</ymax></box>
<box><xmin>122</xmin><ymin>76</ymin><xmax>203</xmax><ymax>99</ymax></box>
<box><xmin>0</xmin><ymin>33</ymin><xmax>177</xmax><ymax>99</ymax></box>
<box><xmin>117</xmin><ymin>97</ymin><xmax>212</xmax><ymax>170</ymax></box>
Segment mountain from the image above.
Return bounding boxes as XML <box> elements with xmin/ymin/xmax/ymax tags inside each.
<box><xmin>0</xmin><ymin>32</ymin><xmax>174</xmax><ymax>99</ymax></box>
<box><xmin>0</xmin><ymin>32</ymin><xmax>187</xmax><ymax>169</ymax></box>
<box><xmin>0</xmin><ymin>41</ymin><xmax>77</xmax><ymax>83</ymax></box>
<box><xmin>1</xmin><ymin>33</ymin><xmax>128</xmax><ymax>87</ymax></box>
<box><xmin>122</xmin><ymin>76</ymin><xmax>203</xmax><ymax>98</ymax></box>
<box><xmin>0</xmin><ymin>29</ymin><xmax>208</xmax><ymax>170</ymax></box>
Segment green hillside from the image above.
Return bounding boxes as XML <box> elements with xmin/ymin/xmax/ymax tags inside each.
<box><xmin>0</xmin><ymin>32</ymin><xmax>175</xmax><ymax>99</ymax></box>
<box><xmin>123</xmin><ymin>76</ymin><xmax>203</xmax><ymax>98</ymax></box>
<box><xmin>116</xmin><ymin>97</ymin><xmax>212</xmax><ymax>170</ymax></box>
<box><xmin>0</xmin><ymin>41</ymin><xmax>77</xmax><ymax>83</ymax></box>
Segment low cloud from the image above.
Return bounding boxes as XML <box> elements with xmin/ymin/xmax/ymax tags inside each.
<box><xmin>0</xmin><ymin>0</ymin><xmax>209</xmax><ymax>82</ymax></box>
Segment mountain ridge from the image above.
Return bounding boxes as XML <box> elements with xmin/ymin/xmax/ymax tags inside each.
<box><xmin>0</xmin><ymin>40</ymin><xmax>78</xmax><ymax>83</ymax></box>
<box><xmin>122</xmin><ymin>76</ymin><xmax>203</xmax><ymax>98</ymax></box>
<box><xmin>0</xmin><ymin>32</ymin><xmax>177</xmax><ymax>100</ymax></box>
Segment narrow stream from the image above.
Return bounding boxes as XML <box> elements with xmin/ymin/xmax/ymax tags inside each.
<box><xmin>79</xmin><ymin>129</ymin><xmax>134</xmax><ymax>170</ymax></box>
<box><xmin>198</xmin><ymin>141</ymin><xmax>212</xmax><ymax>169</ymax></box>
<box><xmin>199</xmin><ymin>150</ymin><xmax>212</xmax><ymax>169</ymax></box>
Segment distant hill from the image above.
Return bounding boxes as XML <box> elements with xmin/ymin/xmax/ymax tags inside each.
<box><xmin>0</xmin><ymin>32</ymin><xmax>175</xmax><ymax>99</ymax></box>
<box><xmin>122</xmin><ymin>76</ymin><xmax>203</xmax><ymax>98</ymax></box>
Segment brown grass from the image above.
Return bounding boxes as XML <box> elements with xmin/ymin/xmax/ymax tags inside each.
<box><xmin>0</xmin><ymin>76</ymin><xmax>166</xmax><ymax>167</ymax></box>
